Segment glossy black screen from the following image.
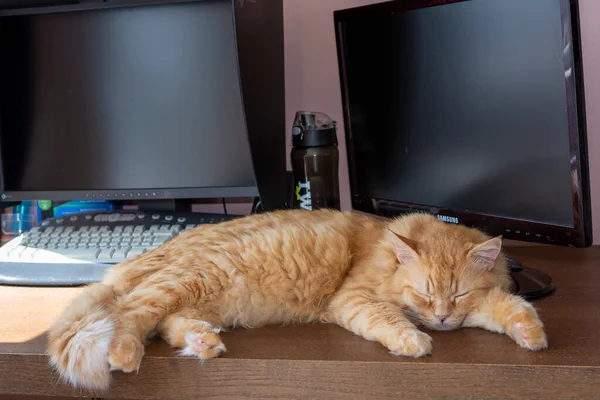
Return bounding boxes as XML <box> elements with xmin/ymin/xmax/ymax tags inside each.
<box><xmin>0</xmin><ymin>1</ymin><xmax>256</xmax><ymax>194</ymax></box>
<box><xmin>340</xmin><ymin>0</ymin><xmax>575</xmax><ymax>227</ymax></box>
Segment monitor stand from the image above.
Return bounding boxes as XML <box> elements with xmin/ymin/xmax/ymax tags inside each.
<box><xmin>136</xmin><ymin>199</ymin><xmax>193</xmax><ymax>212</ymax></box>
<box><xmin>506</xmin><ymin>257</ymin><xmax>555</xmax><ymax>300</ymax></box>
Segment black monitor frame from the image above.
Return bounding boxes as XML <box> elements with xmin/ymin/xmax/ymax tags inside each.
<box><xmin>0</xmin><ymin>0</ymin><xmax>288</xmax><ymax>211</ymax></box>
<box><xmin>334</xmin><ymin>0</ymin><xmax>593</xmax><ymax>248</ymax></box>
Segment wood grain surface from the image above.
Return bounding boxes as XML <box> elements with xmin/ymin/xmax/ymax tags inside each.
<box><xmin>1</xmin><ymin>245</ymin><xmax>599</xmax><ymax>399</ymax></box>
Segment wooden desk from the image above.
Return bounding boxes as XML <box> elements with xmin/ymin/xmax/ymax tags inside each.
<box><xmin>1</xmin><ymin>245</ymin><xmax>600</xmax><ymax>399</ymax></box>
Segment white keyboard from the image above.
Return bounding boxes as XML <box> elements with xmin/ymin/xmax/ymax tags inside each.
<box><xmin>9</xmin><ymin>224</ymin><xmax>180</xmax><ymax>264</ymax></box>
<box><xmin>0</xmin><ymin>211</ymin><xmax>240</xmax><ymax>286</ymax></box>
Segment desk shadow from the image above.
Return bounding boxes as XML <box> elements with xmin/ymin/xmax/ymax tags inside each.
<box><xmin>0</xmin><ymin>328</ymin><xmax>180</xmax><ymax>357</ymax></box>
<box><xmin>0</xmin><ymin>332</ymin><xmax>48</xmax><ymax>355</ymax></box>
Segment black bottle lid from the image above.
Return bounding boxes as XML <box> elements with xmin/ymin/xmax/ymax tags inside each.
<box><xmin>291</xmin><ymin>111</ymin><xmax>338</xmax><ymax>148</ymax></box>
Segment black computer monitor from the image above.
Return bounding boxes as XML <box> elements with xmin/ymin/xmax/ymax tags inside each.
<box><xmin>0</xmin><ymin>0</ymin><xmax>287</xmax><ymax>210</ymax></box>
<box><xmin>334</xmin><ymin>0</ymin><xmax>592</xmax><ymax>299</ymax></box>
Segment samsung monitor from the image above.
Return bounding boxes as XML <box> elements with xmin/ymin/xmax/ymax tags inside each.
<box><xmin>334</xmin><ymin>0</ymin><xmax>592</xmax><ymax>299</ymax></box>
<box><xmin>0</xmin><ymin>0</ymin><xmax>287</xmax><ymax>210</ymax></box>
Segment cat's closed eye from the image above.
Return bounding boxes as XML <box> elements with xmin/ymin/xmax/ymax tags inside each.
<box><xmin>453</xmin><ymin>291</ymin><xmax>470</xmax><ymax>300</ymax></box>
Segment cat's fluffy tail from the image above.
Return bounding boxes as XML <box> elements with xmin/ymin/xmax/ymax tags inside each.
<box><xmin>47</xmin><ymin>283</ymin><xmax>117</xmax><ymax>392</ymax></box>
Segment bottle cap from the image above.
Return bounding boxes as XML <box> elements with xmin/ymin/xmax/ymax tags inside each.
<box><xmin>291</xmin><ymin>111</ymin><xmax>337</xmax><ymax>148</ymax></box>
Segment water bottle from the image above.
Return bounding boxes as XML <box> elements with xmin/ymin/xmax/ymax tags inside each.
<box><xmin>290</xmin><ymin>111</ymin><xmax>341</xmax><ymax>211</ymax></box>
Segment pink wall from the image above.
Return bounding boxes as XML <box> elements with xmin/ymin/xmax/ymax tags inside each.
<box><xmin>284</xmin><ymin>0</ymin><xmax>389</xmax><ymax>212</ymax></box>
<box><xmin>285</xmin><ymin>0</ymin><xmax>600</xmax><ymax>244</ymax></box>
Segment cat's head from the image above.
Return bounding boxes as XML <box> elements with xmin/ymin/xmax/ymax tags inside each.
<box><xmin>387</xmin><ymin>227</ymin><xmax>507</xmax><ymax>331</ymax></box>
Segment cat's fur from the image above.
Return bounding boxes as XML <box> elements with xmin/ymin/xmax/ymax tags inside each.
<box><xmin>47</xmin><ymin>209</ymin><xmax>547</xmax><ymax>391</ymax></box>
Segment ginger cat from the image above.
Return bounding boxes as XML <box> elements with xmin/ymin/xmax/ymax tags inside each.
<box><xmin>47</xmin><ymin>209</ymin><xmax>547</xmax><ymax>391</ymax></box>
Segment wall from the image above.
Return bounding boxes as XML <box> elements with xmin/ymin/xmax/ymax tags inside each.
<box><xmin>284</xmin><ymin>0</ymin><xmax>600</xmax><ymax>244</ymax></box>
<box><xmin>284</xmin><ymin>0</ymin><xmax>388</xmax><ymax>212</ymax></box>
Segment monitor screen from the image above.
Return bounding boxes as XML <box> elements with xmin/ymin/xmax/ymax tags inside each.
<box><xmin>0</xmin><ymin>0</ymin><xmax>258</xmax><ymax>201</ymax></box>
<box><xmin>335</xmin><ymin>0</ymin><xmax>592</xmax><ymax>246</ymax></box>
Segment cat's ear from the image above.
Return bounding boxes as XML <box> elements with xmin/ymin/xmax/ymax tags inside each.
<box><xmin>389</xmin><ymin>230</ymin><xmax>419</xmax><ymax>265</ymax></box>
<box><xmin>469</xmin><ymin>236</ymin><xmax>503</xmax><ymax>271</ymax></box>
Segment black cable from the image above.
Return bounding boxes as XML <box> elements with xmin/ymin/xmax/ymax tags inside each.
<box><xmin>251</xmin><ymin>197</ymin><xmax>263</xmax><ymax>214</ymax></box>
<box><xmin>222</xmin><ymin>198</ymin><xmax>228</xmax><ymax>215</ymax></box>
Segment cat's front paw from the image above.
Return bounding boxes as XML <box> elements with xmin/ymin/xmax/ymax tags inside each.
<box><xmin>508</xmin><ymin>313</ymin><xmax>548</xmax><ymax>351</ymax></box>
<box><xmin>179</xmin><ymin>322</ymin><xmax>226</xmax><ymax>360</ymax></box>
<box><xmin>108</xmin><ymin>334</ymin><xmax>144</xmax><ymax>373</ymax></box>
<box><xmin>389</xmin><ymin>328</ymin><xmax>433</xmax><ymax>358</ymax></box>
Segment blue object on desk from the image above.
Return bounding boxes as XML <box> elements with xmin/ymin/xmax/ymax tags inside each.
<box><xmin>15</xmin><ymin>201</ymin><xmax>32</xmax><ymax>232</ymax></box>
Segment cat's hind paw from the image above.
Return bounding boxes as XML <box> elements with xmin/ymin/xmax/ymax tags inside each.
<box><xmin>179</xmin><ymin>322</ymin><xmax>226</xmax><ymax>360</ymax></box>
<box><xmin>107</xmin><ymin>334</ymin><xmax>144</xmax><ymax>373</ymax></box>
<box><xmin>509</xmin><ymin>316</ymin><xmax>548</xmax><ymax>351</ymax></box>
<box><xmin>389</xmin><ymin>328</ymin><xmax>433</xmax><ymax>358</ymax></box>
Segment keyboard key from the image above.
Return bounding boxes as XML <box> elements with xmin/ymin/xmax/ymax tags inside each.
<box><xmin>154</xmin><ymin>232</ymin><xmax>174</xmax><ymax>238</ymax></box>
<box><xmin>94</xmin><ymin>214</ymin><xmax>109</xmax><ymax>222</ymax></box>
<box><xmin>152</xmin><ymin>237</ymin><xmax>169</xmax><ymax>246</ymax></box>
<box><xmin>119</xmin><ymin>213</ymin><xmax>136</xmax><ymax>222</ymax></box>
<box><xmin>112</xmin><ymin>248</ymin><xmax>128</xmax><ymax>259</ymax></box>
<box><xmin>38</xmin><ymin>247</ymin><xmax>101</xmax><ymax>259</ymax></box>
<box><xmin>127</xmin><ymin>247</ymin><xmax>147</xmax><ymax>258</ymax></box>
<box><xmin>97</xmin><ymin>249</ymin><xmax>115</xmax><ymax>259</ymax></box>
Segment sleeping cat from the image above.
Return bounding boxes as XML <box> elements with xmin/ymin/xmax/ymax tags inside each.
<box><xmin>47</xmin><ymin>209</ymin><xmax>547</xmax><ymax>391</ymax></box>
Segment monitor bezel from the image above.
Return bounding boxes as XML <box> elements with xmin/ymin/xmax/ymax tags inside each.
<box><xmin>334</xmin><ymin>0</ymin><xmax>593</xmax><ymax>248</ymax></box>
<box><xmin>0</xmin><ymin>0</ymin><xmax>262</xmax><ymax>203</ymax></box>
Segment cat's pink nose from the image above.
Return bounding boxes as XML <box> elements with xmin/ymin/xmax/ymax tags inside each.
<box><xmin>436</xmin><ymin>314</ymin><xmax>450</xmax><ymax>323</ymax></box>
